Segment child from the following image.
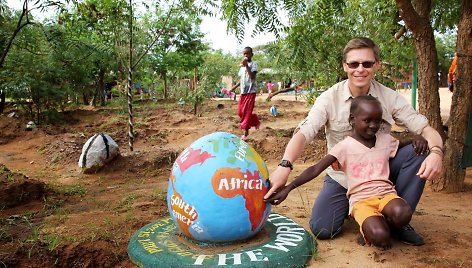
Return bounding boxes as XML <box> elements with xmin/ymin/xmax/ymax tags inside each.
<box><xmin>267</xmin><ymin>80</ymin><xmax>274</xmax><ymax>94</ymax></box>
<box><xmin>230</xmin><ymin>47</ymin><xmax>260</xmax><ymax>140</ymax></box>
<box><xmin>265</xmin><ymin>95</ymin><xmax>413</xmax><ymax>250</ymax></box>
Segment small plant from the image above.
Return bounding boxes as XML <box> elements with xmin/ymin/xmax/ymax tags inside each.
<box><xmin>1</xmin><ymin>165</ymin><xmax>9</xmax><ymax>174</ymax></box>
<box><xmin>26</xmin><ymin>225</ymin><xmax>41</xmax><ymax>244</ymax></box>
<box><xmin>97</xmin><ymin>177</ymin><xmax>103</xmax><ymax>186</ymax></box>
<box><xmin>116</xmin><ymin>193</ymin><xmax>138</xmax><ymax>210</ymax></box>
<box><xmin>54</xmin><ymin>208</ymin><xmax>70</xmax><ymax>223</ymax></box>
<box><xmin>124</xmin><ymin>211</ymin><xmax>137</xmax><ymax>223</ymax></box>
<box><xmin>0</xmin><ymin>225</ymin><xmax>12</xmax><ymax>242</ymax></box>
<box><xmin>275</xmin><ymin>131</ymin><xmax>284</xmax><ymax>138</ymax></box>
<box><xmin>6</xmin><ymin>173</ymin><xmax>14</xmax><ymax>182</ymax></box>
<box><xmin>302</xmin><ymin>88</ymin><xmax>322</xmax><ymax>106</ymax></box>
<box><xmin>295</xmin><ymin>187</ymin><xmax>311</xmax><ymax>216</ymax></box>
<box><xmin>103</xmin><ymin>217</ymin><xmax>113</xmax><ymax>227</ymax></box>
<box><xmin>37</xmin><ymin>145</ymin><xmax>47</xmax><ymax>155</ymax></box>
<box><xmin>51</xmin><ymin>154</ymin><xmax>64</xmax><ymax>163</ymax></box>
<box><xmin>308</xmin><ymin>232</ymin><xmax>321</xmax><ymax>261</ymax></box>
<box><xmin>44</xmin><ymin>234</ymin><xmax>61</xmax><ymax>251</ymax></box>
<box><xmin>43</xmin><ymin>196</ymin><xmax>65</xmax><ymax>212</ymax></box>
<box><xmin>151</xmin><ymin>188</ymin><xmax>166</xmax><ymax>201</ymax></box>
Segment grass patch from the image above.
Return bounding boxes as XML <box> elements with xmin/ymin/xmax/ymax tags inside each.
<box><xmin>48</xmin><ymin>182</ymin><xmax>87</xmax><ymax>197</ymax></box>
<box><xmin>115</xmin><ymin>193</ymin><xmax>139</xmax><ymax>211</ymax></box>
<box><xmin>151</xmin><ymin>188</ymin><xmax>166</xmax><ymax>201</ymax></box>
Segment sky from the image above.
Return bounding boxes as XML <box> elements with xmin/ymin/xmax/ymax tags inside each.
<box><xmin>199</xmin><ymin>15</ymin><xmax>277</xmax><ymax>55</ymax></box>
<box><xmin>6</xmin><ymin>0</ymin><xmax>277</xmax><ymax>55</ymax></box>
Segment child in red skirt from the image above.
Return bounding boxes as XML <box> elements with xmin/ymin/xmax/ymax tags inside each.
<box><xmin>230</xmin><ymin>47</ymin><xmax>260</xmax><ymax>140</ymax></box>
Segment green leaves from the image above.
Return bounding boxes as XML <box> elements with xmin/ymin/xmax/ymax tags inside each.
<box><xmin>220</xmin><ymin>0</ymin><xmax>303</xmax><ymax>41</ymax></box>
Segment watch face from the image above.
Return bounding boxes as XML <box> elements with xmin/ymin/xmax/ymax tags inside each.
<box><xmin>279</xmin><ymin>160</ymin><xmax>292</xmax><ymax>169</ymax></box>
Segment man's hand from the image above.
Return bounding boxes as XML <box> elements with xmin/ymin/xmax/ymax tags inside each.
<box><xmin>411</xmin><ymin>134</ymin><xmax>428</xmax><ymax>155</ymax></box>
<box><xmin>417</xmin><ymin>153</ymin><xmax>443</xmax><ymax>180</ymax></box>
<box><xmin>264</xmin><ymin>166</ymin><xmax>291</xmax><ymax>200</ymax></box>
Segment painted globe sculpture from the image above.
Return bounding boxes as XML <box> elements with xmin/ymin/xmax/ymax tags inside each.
<box><xmin>167</xmin><ymin>132</ymin><xmax>271</xmax><ymax>243</ymax></box>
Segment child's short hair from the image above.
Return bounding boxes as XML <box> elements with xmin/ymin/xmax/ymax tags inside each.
<box><xmin>350</xmin><ymin>95</ymin><xmax>381</xmax><ymax>116</ymax></box>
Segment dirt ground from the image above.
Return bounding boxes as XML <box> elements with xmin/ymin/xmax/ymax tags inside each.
<box><xmin>1</xmin><ymin>89</ymin><xmax>471</xmax><ymax>268</ymax></box>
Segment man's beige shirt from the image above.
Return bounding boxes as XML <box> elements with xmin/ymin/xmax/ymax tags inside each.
<box><xmin>296</xmin><ymin>80</ymin><xmax>429</xmax><ymax>188</ymax></box>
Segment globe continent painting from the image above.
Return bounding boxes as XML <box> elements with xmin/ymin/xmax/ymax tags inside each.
<box><xmin>167</xmin><ymin>132</ymin><xmax>271</xmax><ymax>243</ymax></box>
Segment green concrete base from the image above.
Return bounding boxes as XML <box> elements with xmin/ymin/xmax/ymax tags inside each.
<box><xmin>128</xmin><ymin>213</ymin><xmax>316</xmax><ymax>267</ymax></box>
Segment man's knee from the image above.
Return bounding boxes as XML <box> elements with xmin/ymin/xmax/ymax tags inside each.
<box><xmin>310</xmin><ymin>222</ymin><xmax>342</xmax><ymax>240</ymax></box>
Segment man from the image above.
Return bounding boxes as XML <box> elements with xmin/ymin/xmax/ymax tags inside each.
<box><xmin>264</xmin><ymin>37</ymin><xmax>443</xmax><ymax>246</ymax></box>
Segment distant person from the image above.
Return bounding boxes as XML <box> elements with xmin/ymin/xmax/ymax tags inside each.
<box><xmin>222</xmin><ymin>88</ymin><xmax>236</xmax><ymax>100</ymax></box>
<box><xmin>266</xmin><ymin>96</ymin><xmax>414</xmax><ymax>250</ymax></box>
<box><xmin>265</xmin><ymin>37</ymin><xmax>443</xmax><ymax>246</ymax></box>
<box><xmin>447</xmin><ymin>52</ymin><xmax>457</xmax><ymax>92</ymax></box>
<box><xmin>267</xmin><ymin>81</ymin><xmax>274</xmax><ymax>94</ymax></box>
<box><xmin>230</xmin><ymin>47</ymin><xmax>260</xmax><ymax>140</ymax></box>
<box><xmin>284</xmin><ymin>78</ymin><xmax>292</xmax><ymax>89</ymax></box>
<box><xmin>259</xmin><ymin>81</ymin><xmax>265</xmax><ymax>95</ymax></box>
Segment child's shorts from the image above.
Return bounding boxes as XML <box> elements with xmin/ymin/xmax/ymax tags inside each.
<box><xmin>351</xmin><ymin>194</ymin><xmax>402</xmax><ymax>236</ymax></box>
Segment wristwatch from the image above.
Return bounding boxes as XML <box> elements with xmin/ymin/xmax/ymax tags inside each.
<box><xmin>278</xmin><ymin>160</ymin><xmax>293</xmax><ymax>170</ymax></box>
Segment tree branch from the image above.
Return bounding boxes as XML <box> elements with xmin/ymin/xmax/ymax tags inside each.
<box><xmin>133</xmin><ymin>2</ymin><xmax>176</xmax><ymax>69</ymax></box>
<box><xmin>395</xmin><ymin>25</ymin><xmax>407</xmax><ymax>39</ymax></box>
<box><xmin>395</xmin><ymin>0</ymin><xmax>423</xmax><ymax>34</ymax></box>
<box><xmin>0</xmin><ymin>0</ymin><xmax>34</xmax><ymax>68</ymax></box>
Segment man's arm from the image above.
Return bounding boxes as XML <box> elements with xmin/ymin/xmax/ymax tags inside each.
<box><xmin>417</xmin><ymin>126</ymin><xmax>443</xmax><ymax>180</ymax></box>
<box><xmin>263</xmin><ymin>132</ymin><xmax>307</xmax><ymax>199</ymax></box>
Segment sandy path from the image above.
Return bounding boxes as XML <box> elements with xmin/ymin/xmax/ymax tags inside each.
<box><xmin>256</xmin><ymin>87</ymin><xmax>453</xmax><ymax>118</ymax></box>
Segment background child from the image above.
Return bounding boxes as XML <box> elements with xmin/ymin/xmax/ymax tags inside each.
<box><xmin>230</xmin><ymin>47</ymin><xmax>260</xmax><ymax>140</ymax></box>
<box><xmin>267</xmin><ymin>80</ymin><xmax>274</xmax><ymax>94</ymax></box>
<box><xmin>266</xmin><ymin>95</ymin><xmax>413</xmax><ymax>250</ymax></box>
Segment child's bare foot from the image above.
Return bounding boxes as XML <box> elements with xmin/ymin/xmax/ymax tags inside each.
<box><xmin>357</xmin><ymin>234</ymin><xmax>366</xmax><ymax>246</ymax></box>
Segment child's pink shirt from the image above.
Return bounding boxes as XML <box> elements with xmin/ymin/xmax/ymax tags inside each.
<box><xmin>329</xmin><ymin>133</ymin><xmax>399</xmax><ymax>214</ymax></box>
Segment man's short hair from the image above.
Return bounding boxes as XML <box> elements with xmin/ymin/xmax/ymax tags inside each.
<box><xmin>343</xmin><ymin>37</ymin><xmax>380</xmax><ymax>62</ymax></box>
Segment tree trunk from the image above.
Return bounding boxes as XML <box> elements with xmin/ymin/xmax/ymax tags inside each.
<box><xmin>395</xmin><ymin>0</ymin><xmax>445</xmax><ymax>140</ymax></box>
<box><xmin>91</xmin><ymin>81</ymin><xmax>98</xmax><ymax>107</ymax></box>
<box><xmin>163</xmin><ymin>72</ymin><xmax>168</xmax><ymax>99</ymax></box>
<box><xmin>82</xmin><ymin>92</ymin><xmax>89</xmax><ymax>105</ymax></box>
<box><xmin>0</xmin><ymin>90</ymin><xmax>5</xmax><ymax>113</ymax></box>
<box><xmin>433</xmin><ymin>0</ymin><xmax>472</xmax><ymax>192</ymax></box>
<box><xmin>193</xmin><ymin>66</ymin><xmax>197</xmax><ymax>92</ymax></box>
<box><xmin>414</xmin><ymin>30</ymin><xmax>444</xmax><ymax>136</ymax></box>
<box><xmin>98</xmin><ymin>69</ymin><xmax>106</xmax><ymax>106</ymax></box>
<box><xmin>127</xmin><ymin>0</ymin><xmax>134</xmax><ymax>151</ymax></box>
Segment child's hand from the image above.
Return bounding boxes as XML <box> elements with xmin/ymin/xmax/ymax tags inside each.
<box><xmin>411</xmin><ymin>134</ymin><xmax>428</xmax><ymax>155</ymax></box>
<box><xmin>264</xmin><ymin>185</ymin><xmax>292</xmax><ymax>205</ymax></box>
<box><xmin>240</xmin><ymin>57</ymin><xmax>248</xmax><ymax>67</ymax></box>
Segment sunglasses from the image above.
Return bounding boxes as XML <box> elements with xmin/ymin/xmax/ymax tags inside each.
<box><xmin>345</xmin><ymin>61</ymin><xmax>376</xmax><ymax>69</ymax></box>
